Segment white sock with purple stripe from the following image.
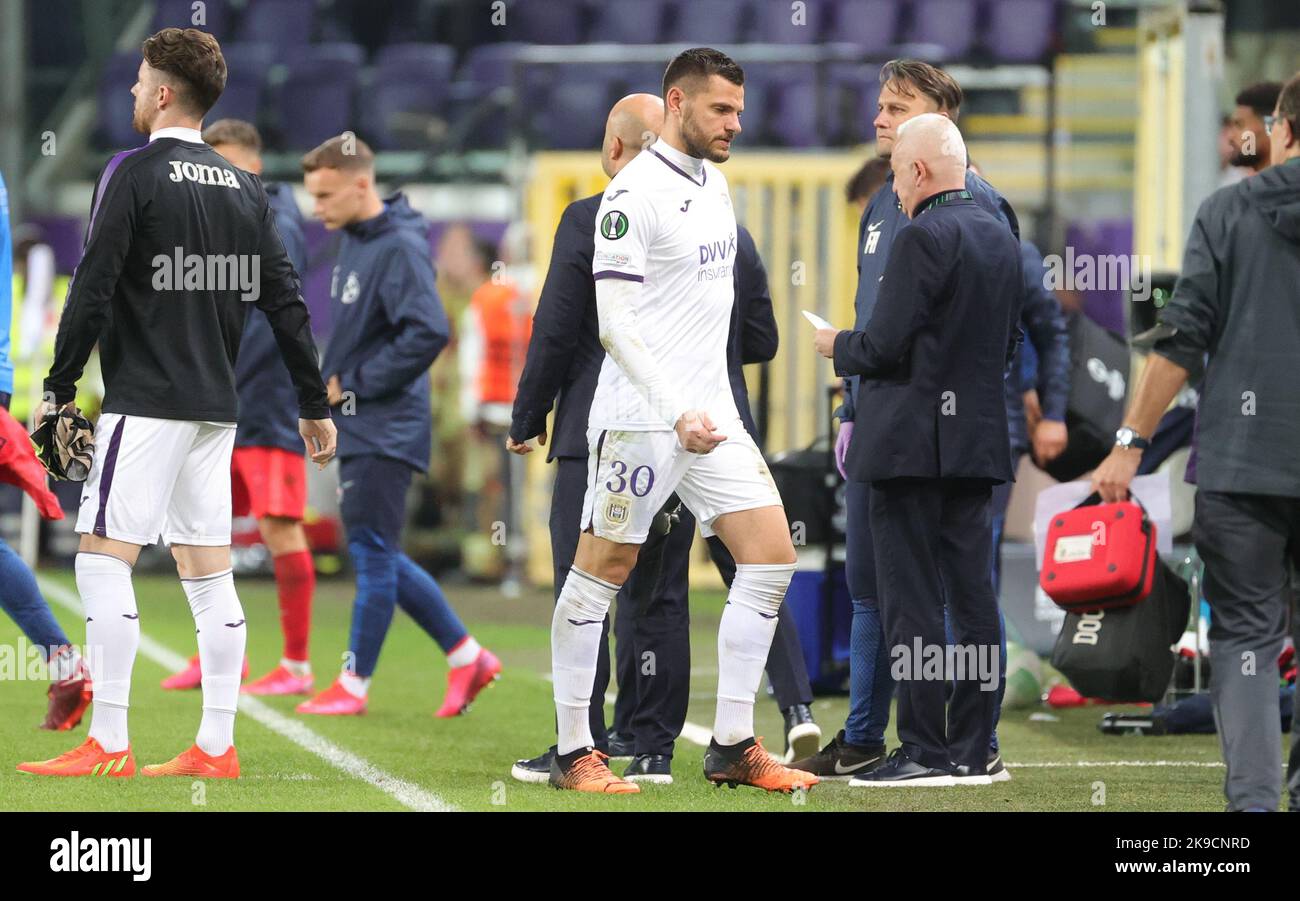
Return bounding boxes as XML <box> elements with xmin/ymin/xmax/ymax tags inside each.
<box><xmin>181</xmin><ymin>568</ymin><xmax>245</xmax><ymax>756</ymax></box>
<box><xmin>77</xmin><ymin>553</ymin><xmax>139</xmax><ymax>754</ymax></box>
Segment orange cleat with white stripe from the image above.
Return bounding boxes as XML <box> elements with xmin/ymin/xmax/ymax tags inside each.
<box><xmin>17</xmin><ymin>737</ymin><xmax>135</xmax><ymax>777</ymax></box>
<box><xmin>142</xmin><ymin>744</ymin><xmax>240</xmax><ymax>779</ymax></box>
<box><xmin>704</xmin><ymin>737</ymin><xmax>819</xmax><ymax>793</ymax></box>
<box><xmin>549</xmin><ymin>748</ymin><xmax>640</xmax><ymax>794</ymax></box>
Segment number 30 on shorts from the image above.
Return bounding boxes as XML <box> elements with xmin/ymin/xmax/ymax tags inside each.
<box><xmin>605</xmin><ymin>459</ymin><xmax>655</xmax><ymax>497</ymax></box>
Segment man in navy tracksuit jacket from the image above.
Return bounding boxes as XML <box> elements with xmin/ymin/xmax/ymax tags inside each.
<box><xmin>794</xmin><ymin>61</ymin><xmax>1022</xmax><ymax>782</ymax></box>
<box><xmin>506</xmin><ymin>96</ymin><xmax>818</xmax><ymax>783</ymax></box>
<box><xmin>295</xmin><ymin>135</ymin><xmax>499</xmax><ymax>718</ymax></box>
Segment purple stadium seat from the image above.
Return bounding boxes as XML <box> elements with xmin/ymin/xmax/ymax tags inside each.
<box><xmin>274</xmin><ymin>52</ymin><xmax>361</xmax><ymax>150</ymax></box>
<box><xmin>588</xmin><ymin>0</ymin><xmax>668</xmax><ymax>43</ymax></box>
<box><xmin>904</xmin><ymin>0</ymin><xmax>978</xmax><ymax>60</ymax></box>
<box><xmin>363</xmin><ymin>45</ymin><xmax>458</xmax><ymax>150</ymax></box>
<box><xmin>204</xmin><ymin>67</ymin><xmax>266</xmax><ymax>127</ymax></box>
<box><xmin>984</xmin><ymin>0</ymin><xmax>1058</xmax><ymax>62</ymax></box>
<box><xmin>151</xmin><ymin>0</ymin><xmax>235</xmax><ymax>37</ymax></box>
<box><xmin>459</xmin><ymin>43</ymin><xmax>529</xmax><ymax>91</ymax></box>
<box><xmin>237</xmin><ymin>0</ymin><xmax>316</xmax><ymax>45</ymax></box>
<box><xmin>97</xmin><ymin>53</ymin><xmax>144</xmax><ymax>150</ymax></box>
<box><xmin>664</xmin><ymin>0</ymin><xmax>750</xmax><ymax>46</ymax></box>
<box><xmin>509</xmin><ymin>0</ymin><xmax>586</xmax><ymax>43</ymax></box>
<box><xmin>451</xmin><ymin>44</ymin><xmax>530</xmax><ymax>149</ymax></box>
<box><xmin>831</xmin><ymin>0</ymin><xmax>901</xmax><ymax>56</ymax></box>
<box><xmin>752</xmin><ymin>0</ymin><xmax>828</xmax><ymax>44</ymax></box>
<box><xmin>205</xmin><ymin>43</ymin><xmax>273</xmax><ymax>127</ymax></box>
<box><xmin>821</xmin><ymin>62</ymin><xmax>881</xmax><ymax>145</ymax></box>
<box><xmin>535</xmin><ymin>80</ymin><xmax>616</xmax><ymax>150</ymax></box>
<box><xmin>283</xmin><ymin>42</ymin><xmax>365</xmax><ymax>68</ymax></box>
<box><xmin>743</xmin><ymin>63</ymin><xmax>820</xmax><ymax>147</ymax></box>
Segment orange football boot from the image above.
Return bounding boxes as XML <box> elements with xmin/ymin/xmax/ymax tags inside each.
<box><xmin>17</xmin><ymin>737</ymin><xmax>135</xmax><ymax>777</ymax></box>
<box><xmin>142</xmin><ymin>744</ymin><xmax>239</xmax><ymax>778</ymax></box>
<box><xmin>704</xmin><ymin>737</ymin><xmax>820</xmax><ymax>793</ymax></box>
<box><xmin>549</xmin><ymin>749</ymin><xmax>640</xmax><ymax>794</ymax></box>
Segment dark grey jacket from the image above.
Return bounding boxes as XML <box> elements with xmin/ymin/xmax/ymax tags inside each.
<box><xmin>1152</xmin><ymin>157</ymin><xmax>1300</xmax><ymax>497</ymax></box>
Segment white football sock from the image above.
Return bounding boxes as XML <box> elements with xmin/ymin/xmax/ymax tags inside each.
<box><xmin>77</xmin><ymin>553</ymin><xmax>138</xmax><ymax>753</ymax></box>
<box><xmin>281</xmin><ymin>657</ymin><xmax>311</xmax><ymax>677</ymax></box>
<box><xmin>714</xmin><ymin>563</ymin><xmax>796</xmax><ymax>746</ymax></box>
<box><xmin>181</xmin><ymin>568</ymin><xmax>245</xmax><ymax>756</ymax></box>
<box><xmin>446</xmin><ymin>635</ymin><xmax>481</xmax><ymax>668</ymax></box>
<box><xmin>339</xmin><ymin>669</ymin><xmax>370</xmax><ymax>698</ymax></box>
<box><xmin>552</xmin><ymin>566</ymin><xmax>619</xmax><ymax>755</ymax></box>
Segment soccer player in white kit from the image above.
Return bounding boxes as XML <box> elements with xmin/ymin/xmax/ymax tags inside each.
<box><xmin>543</xmin><ymin>48</ymin><xmax>816</xmax><ymax>794</ymax></box>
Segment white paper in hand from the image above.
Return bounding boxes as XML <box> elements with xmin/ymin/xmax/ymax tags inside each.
<box><xmin>801</xmin><ymin>310</ymin><xmax>835</xmax><ymax>330</ymax></box>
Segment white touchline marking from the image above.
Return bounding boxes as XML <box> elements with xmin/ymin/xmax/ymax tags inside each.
<box><xmin>1005</xmin><ymin>760</ymin><xmax>1225</xmax><ymax>769</ymax></box>
<box><xmin>679</xmin><ymin>722</ymin><xmax>712</xmax><ymax>746</ymax></box>
<box><xmin>39</xmin><ymin>576</ymin><xmax>455</xmax><ymax>812</ymax></box>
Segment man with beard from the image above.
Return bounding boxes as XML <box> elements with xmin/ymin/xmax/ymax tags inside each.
<box><xmin>1228</xmin><ymin>82</ymin><xmax>1282</xmax><ymax>175</ymax></box>
<box><xmin>545</xmin><ymin>48</ymin><xmax>814</xmax><ymax>794</ymax></box>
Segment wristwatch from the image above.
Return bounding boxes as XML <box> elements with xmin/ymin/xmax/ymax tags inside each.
<box><xmin>1115</xmin><ymin>426</ymin><xmax>1150</xmax><ymax>451</ymax></box>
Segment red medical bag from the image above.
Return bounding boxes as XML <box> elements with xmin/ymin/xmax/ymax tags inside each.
<box><xmin>1040</xmin><ymin>493</ymin><xmax>1156</xmax><ymax>612</ymax></box>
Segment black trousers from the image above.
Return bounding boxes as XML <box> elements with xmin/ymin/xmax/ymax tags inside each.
<box><xmin>611</xmin><ymin>501</ymin><xmax>815</xmax><ymax>757</ymax></box>
<box><xmin>1192</xmin><ymin>490</ymin><xmax>1300</xmax><ymax>810</ymax></box>
<box><xmin>869</xmin><ymin>477</ymin><xmax>1000</xmax><ymax>770</ymax></box>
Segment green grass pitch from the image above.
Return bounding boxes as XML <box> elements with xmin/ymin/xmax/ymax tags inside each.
<box><xmin>0</xmin><ymin>572</ymin><xmax>1231</xmax><ymax>811</ymax></box>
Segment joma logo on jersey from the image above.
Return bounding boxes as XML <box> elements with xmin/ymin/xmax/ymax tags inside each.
<box><xmin>698</xmin><ymin>233</ymin><xmax>736</xmax><ymax>265</ymax></box>
<box><xmin>166</xmin><ymin>160</ymin><xmax>240</xmax><ymax>189</ymax></box>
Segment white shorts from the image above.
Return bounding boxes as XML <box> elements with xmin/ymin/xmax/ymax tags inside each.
<box><xmin>579</xmin><ymin>420</ymin><xmax>783</xmax><ymax>544</ymax></box>
<box><xmin>75</xmin><ymin>413</ymin><xmax>237</xmax><ymax>547</ymax></box>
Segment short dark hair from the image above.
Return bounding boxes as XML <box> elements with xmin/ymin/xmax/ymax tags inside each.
<box><xmin>662</xmin><ymin>47</ymin><xmax>744</xmax><ymax>99</ymax></box>
<box><xmin>301</xmin><ymin>133</ymin><xmax>375</xmax><ymax>173</ymax></box>
<box><xmin>879</xmin><ymin>59</ymin><xmax>963</xmax><ymax>120</ymax></box>
<box><xmin>1235</xmin><ymin>81</ymin><xmax>1283</xmax><ymax>119</ymax></box>
<box><xmin>1278</xmin><ymin>72</ymin><xmax>1300</xmax><ymax>137</ymax></box>
<box><xmin>202</xmin><ymin>118</ymin><xmax>262</xmax><ymax>153</ymax></box>
<box><xmin>846</xmin><ymin>156</ymin><xmax>891</xmax><ymax>204</ymax></box>
<box><xmin>141</xmin><ymin>28</ymin><xmax>226</xmax><ymax>117</ymax></box>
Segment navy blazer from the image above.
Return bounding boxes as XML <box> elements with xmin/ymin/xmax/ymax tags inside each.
<box><xmin>832</xmin><ymin>193</ymin><xmax>1023</xmax><ymax>484</ymax></box>
<box><xmin>510</xmin><ymin>193</ymin><xmax>777</xmax><ymax>459</ymax></box>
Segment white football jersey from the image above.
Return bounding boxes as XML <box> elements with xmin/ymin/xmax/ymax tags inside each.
<box><xmin>589</xmin><ymin>138</ymin><xmax>741</xmax><ymax>431</ymax></box>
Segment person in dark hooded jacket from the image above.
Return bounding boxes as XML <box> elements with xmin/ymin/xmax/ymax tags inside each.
<box><xmin>294</xmin><ymin>135</ymin><xmax>501</xmax><ymax>719</ymax></box>
<box><xmin>1094</xmin><ymin>73</ymin><xmax>1300</xmax><ymax>812</ymax></box>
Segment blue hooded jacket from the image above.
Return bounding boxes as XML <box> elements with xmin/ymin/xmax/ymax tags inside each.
<box><xmin>234</xmin><ymin>181</ymin><xmax>309</xmax><ymax>453</ymax></box>
<box><xmin>319</xmin><ymin>193</ymin><xmax>449</xmax><ymax>471</ymax></box>
<box><xmin>840</xmin><ymin>168</ymin><xmax>1019</xmax><ymax>423</ymax></box>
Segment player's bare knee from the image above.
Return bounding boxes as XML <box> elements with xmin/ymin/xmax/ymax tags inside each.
<box><xmin>171</xmin><ymin>544</ymin><xmax>233</xmax><ymax>580</ymax></box>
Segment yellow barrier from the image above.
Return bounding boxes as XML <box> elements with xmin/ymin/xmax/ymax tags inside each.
<box><xmin>522</xmin><ymin>150</ymin><xmax>866</xmax><ymax>587</ymax></box>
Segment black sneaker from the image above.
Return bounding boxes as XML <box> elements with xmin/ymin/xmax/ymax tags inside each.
<box><xmin>606</xmin><ymin>730</ymin><xmax>635</xmax><ymax>759</ymax></box>
<box><xmin>510</xmin><ymin>747</ymin><xmax>554</xmax><ymax>784</ymax></box>
<box><xmin>781</xmin><ymin>703</ymin><xmax>822</xmax><ymax>763</ymax></box>
<box><xmin>951</xmin><ymin>762</ymin><xmax>992</xmax><ymax>786</ymax></box>
<box><xmin>987</xmin><ymin>751</ymin><xmax>1011</xmax><ymax>783</ymax></box>
<box><xmin>1098</xmin><ymin>712</ymin><xmax>1166</xmax><ymax>736</ymax></box>
<box><xmin>790</xmin><ymin>730</ymin><xmax>886</xmax><ymax>781</ymax></box>
<box><xmin>623</xmin><ymin>753</ymin><xmax>673</xmax><ymax>784</ymax></box>
<box><xmin>848</xmin><ymin>748</ymin><xmax>955</xmax><ymax>787</ymax></box>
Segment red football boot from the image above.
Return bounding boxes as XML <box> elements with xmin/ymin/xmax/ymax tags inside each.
<box><xmin>161</xmin><ymin>654</ymin><xmax>249</xmax><ymax>690</ymax></box>
<box><xmin>295</xmin><ymin>678</ymin><xmax>367</xmax><ymax>715</ymax></box>
<box><xmin>435</xmin><ymin>648</ymin><xmax>501</xmax><ymax>717</ymax></box>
